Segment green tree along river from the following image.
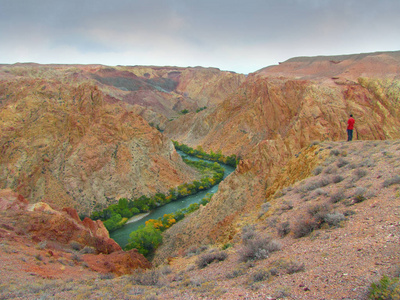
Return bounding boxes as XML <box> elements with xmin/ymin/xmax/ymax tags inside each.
<box><xmin>110</xmin><ymin>151</ymin><xmax>235</xmax><ymax>248</ymax></box>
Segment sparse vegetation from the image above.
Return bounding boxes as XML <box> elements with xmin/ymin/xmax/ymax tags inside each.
<box><xmin>300</xmin><ymin>176</ymin><xmax>331</xmax><ymax>192</ymax></box>
<box><xmin>354</xmin><ymin>168</ymin><xmax>368</xmax><ymax>180</ymax></box>
<box><xmin>196</xmin><ymin>251</ymin><xmax>228</xmax><ymax>268</ymax></box>
<box><xmin>337</xmin><ymin>157</ymin><xmax>349</xmax><ymax>168</ymax></box>
<box><xmin>331</xmin><ymin>174</ymin><xmax>344</xmax><ymax>183</ymax></box>
<box><xmin>238</xmin><ymin>234</ymin><xmax>281</xmax><ymax>262</ymax></box>
<box><xmin>313</xmin><ymin>166</ymin><xmax>323</xmax><ymax>175</ymax></box>
<box><xmin>292</xmin><ymin>216</ymin><xmax>318</xmax><ymax>238</ymax></box>
<box><xmin>276</xmin><ymin>221</ymin><xmax>291</xmax><ymax>237</ymax></box>
<box><xmin>131</xmin><ymin>269</ymin><xmax>160</xmax><ymax>286</ymax></box>
<box><xmin>368</xmin><ymin>275</ymin><xmax>400</xmax><ymax>299</ymax></box>
<box><xmin>292</xmin><ymin>202</ymin><xmax>344</xmax><ymax>238</ymax></box>
<box><xmin>324</xmin><ymin>212</ymin><xmax>345</xmax><ymax>227</ymax></box>
<box><xmin>330</xmin><ymin>189</ymin><xmax>345</xmax><ymax>203</ymax></box>
<box><xmin>383</xmin><ymin>175</ymin><xmax>400</xmax><ymax>188</ymax></box>
<box><xmin>251</xmin><ymin>270</ymin><xmax>269</xmax><ymax>282</ymax></box>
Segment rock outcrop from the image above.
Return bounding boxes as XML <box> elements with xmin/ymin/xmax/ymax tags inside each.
<box><xmin>0</xmin><ymin>189</ymin><xmax>151</xmax><ymax>277</ymax></box>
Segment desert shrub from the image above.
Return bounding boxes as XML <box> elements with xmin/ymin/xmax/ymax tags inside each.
<box><xmin>331</xmin><ymin>175</ymin><xmax>344</xmax><ymax>183</ymax></box>
<box><xmin>337</xmin><ymin>158</ymin><xmax>349</xmax><ymax>168</ymax></box>
<box><xmin>354</xmin><ymin>168</ymin><xmax>368</xmax><ymax>180</ymax></box>
<box><xmin>241</xmin><ymin>225</ymin><xmax>256</xmax><ymax>242</ymax></box>
<box><xmin>132</xmin><ymin>269</ymin><xmax>160</xmax><ymax>286</ymax></box>
<box><xmin>343</xmin><ymin>210</ymin><xmax>356</xmax><ymax>216</ymax></box>
<box><xmin>238</xmin><ymin>235</ymin><xmax>281</xmax><ymax>262</ymax></box>
<box><xmin>69</xmin><ymin>241</ymin><xmax>82</xmax><ymax>251</ymax></box>
<box><xmin>269</xmin><ymin>267</ymin><xmax>279</xmax><ymax>276</ymax></box>
<box><xmin>330</xmin><ymin>190</ymin><xmax>345</xmax><ymax>203</ymax></box>
<box><xmin>267</xmin><ymin>217</ymin><xmax>278</xmax><ymax>228</ymax></box>
<box><xmin>303</xmin><ymin>177</ymin><xmax>331</xmax><ymax>192</ymax></box>
<box><xmin>71</xmin><ymin>253</ymin><xmax>82</xmax><ymax>262</ymax></box>
<box><xmin>226</xmin><ymin>264</ymin><xmax>247</xmax><ymax>279</ymax></box>
<box><xmin>313</xmin><ymin>166</ymin><xmax>323</xmax><ymax>176</ymax></box>
<box><xmin>196</xmin><ymin>251</ymin><xmax>228</xmax><ymax>268</ymax></box>
<box><xmin>351</xmin><ymin>187</ymin><xmax>367</xmax><ymax>204</ymax></box>
<box><xmin>185</xmin><ymin>245</ymin><xmax>208</xmax><ymax>257</ymax></box>
<box><xmin>324</xmin><ymin>212</ymin><xmax>345</xmax><ymax>227</ymax></box>
<box><xmin>291</xmin><ymin>217</ymin><xmax>318</xmax><ymax>238</ymax></box>
<box><xmin>311</xmin><ymin>188</ymin><xmax>328</xmax><ymax>198</ymax></box>
<box><xmin>222</xmin><ymin>243</ymin><xmax>233</xmax><ymax>250</ymax></box>
<box><xmin>159</xmin><ymin>265</ymin><xmax>172</xmax><ymax>275</ymax></box>
<box><xmin>323</xmin><ymin>165</ymin><xmax>338</xmax><ymax>174</ymax></box>
<box><xmin>330</xmin><ymin>149</ymin><xmax>340</xmax><ymax>156</ymax></box>
<box><xmin>36</xmin><ymin>241</ymin><xmax>47</xmax><ymax>250</ymax></box>
<box><xmin>277</xmin><ymin>221</ymin><xmax>291</xmax><ymax>237</ymax></box>
<box><xmin>308</xmin><ymin>203</ymin><xmax>330</xmax><ymax>218</ymax></box>
<box><xmin>280</xmin><ymin>200</ymin><xmax>294</xmax><ymax>211</ymax></box>
<box><xmin>99</xmin><ymin>273</ymin><xmax>115</xmax><ymax>280</ymax></box>
<box><xmin>348</xmin><ymin>163</ymin><xmax>357</xmax><ymax>169</ymax></box>
<box><xmin>80</xmin><ymin>246</ymin><xmax>96</xmax><ymax>254</ymax></box>
<box><xmin>383</xmin><ymin>175</ymin><xmax>400</xmax><ymax>188</ymax></box>
<box><xmin>251</xmin><ymin>270</ymin><xmax>269</xmax><ymax>282</ymax></box>
<box><xmin>353</xmin><ymin>194</ymin><xmax>366</xmax><ymax>203</ymax></box>
<box><xmin>358</xmin><ymin>158</ymin><xmax>374</xmax><ymax>168</ymax></box>
<box><xmin>272</xmin><ymin>287</ymin><xmax>290</xmax><ymax>298</ymax></box>
<box><xmin>285</xmin><ymin>261</ymin><xmax>305</xmax><ymax>274</ymax></box>
<box><xmin>368</xmin><ymin>275</ymin><xmax>400</xmax><ymax>299</ymax></box>
<box><xmin>129</xmin><ymin>287</ymin><xmax>145</xmax><ymax>296</ymax></box>
<box><xmin>260</xmin><ymin>202</ymin><xmax>271</xmax><ymax>213</ymax></box>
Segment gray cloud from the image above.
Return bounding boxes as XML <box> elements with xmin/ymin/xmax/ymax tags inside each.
<box><xmin>0</xmin><ymin>0</ymin><xmax>399</xmax><ymax>73</ymax></box>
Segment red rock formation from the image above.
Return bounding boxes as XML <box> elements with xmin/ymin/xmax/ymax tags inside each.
<box><xmin>0</xmin><ymin>189</ymin><xmax>151</xmax><ymax>276</ymax></box>
<box><xmin>83</xmin><ymin>249</ymin><xmax>152</xmax><ymax>275</ymax></box>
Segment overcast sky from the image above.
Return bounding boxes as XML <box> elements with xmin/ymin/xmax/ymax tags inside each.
<box><xmin>1</xmin><ymin>0</ymin><xmax>399</xmax><ymax>74</ymax></box>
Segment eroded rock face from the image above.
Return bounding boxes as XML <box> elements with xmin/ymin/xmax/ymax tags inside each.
<box><xmin>0</xmin><ymin>189</ymin><xmax>151</xmax><ymax>276</ymax></box>
<box><xmin>0</xmin><ymin>189</ymin><xmax>119</xmax><ymax>253</ymax></box>
<box><xmin>0</xmin><ymin>74</ymin><xmax>198</xmax><ymax>214</ymax></box>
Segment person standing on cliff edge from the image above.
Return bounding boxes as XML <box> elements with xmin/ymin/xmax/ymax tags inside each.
<box><xmin>347</xmin><ymin>114</ymin><xmax>355</xmax><ymax>141</ymax></box>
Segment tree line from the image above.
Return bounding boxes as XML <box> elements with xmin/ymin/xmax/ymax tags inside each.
<box><xmin>172</xmin><ymin>141</ymin><xmax>239</xmax><ymax>167</ymax></box>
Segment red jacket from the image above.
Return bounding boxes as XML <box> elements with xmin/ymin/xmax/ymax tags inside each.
<box><xmin>347</xmin><ymin>117</ymin><xmax>355</xmax><ymax>130</ymax></box>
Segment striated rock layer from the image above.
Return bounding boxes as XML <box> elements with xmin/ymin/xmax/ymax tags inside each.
<box><xmin>157</xmin><ymin>51</ymin><xmax>400</xmax><ymax>261</ymax></box>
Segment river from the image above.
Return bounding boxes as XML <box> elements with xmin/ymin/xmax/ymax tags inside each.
<box><xmin>110</xmin><ymin>151</ymin><xmax>235</xmax><ymax>248</ymax></box>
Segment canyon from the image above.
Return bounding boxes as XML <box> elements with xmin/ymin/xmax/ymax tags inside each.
<box><xmin>0</xmin><ymin>51</ymin><xmax>400</xmax><ymax>299</ymax></box>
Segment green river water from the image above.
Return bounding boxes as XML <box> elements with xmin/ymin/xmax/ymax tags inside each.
<box><xmin>110</xmin><ymin>151</ymin><xmax>235</xmax><ymax>248</ymax></box>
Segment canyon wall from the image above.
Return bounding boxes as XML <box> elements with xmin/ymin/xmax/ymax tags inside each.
<box><xmin>0</xmin><ymin>71</ymin><xmax>199</xmax><ymax>214</ymax></box>
<box><xmin>156</xmin><ymin>51</ymin><xmax>400</xmax><ymax>261</ymax></box>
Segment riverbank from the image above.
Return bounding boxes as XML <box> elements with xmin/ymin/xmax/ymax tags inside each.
<box><xmin>126</xmin><ymin>212</ymin><xmax>150</xmax><ymax>224</ymax></box>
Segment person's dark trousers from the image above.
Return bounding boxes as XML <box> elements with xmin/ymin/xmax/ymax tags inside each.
<box><xmin>347</xmin><ymin>129</ymin><xmax>353</xmax><ymax>141</ymax></box>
